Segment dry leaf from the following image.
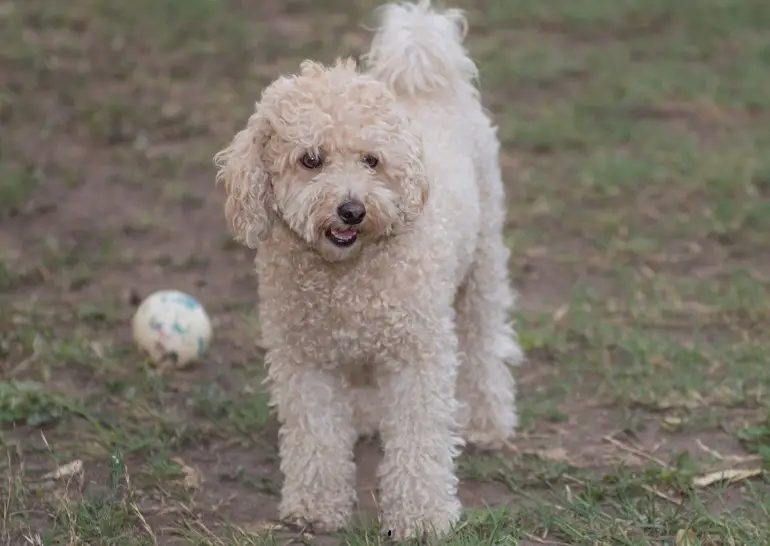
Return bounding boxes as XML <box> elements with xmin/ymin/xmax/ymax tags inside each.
<box><xmin>639</xmin><ymin>266</ymin><xmax>656</xmax><ymax>279</ymax></box>
<box><xmin>692</xmin><ymin>468</ymin><xmax>763</xmax><ymax>488</ymax></box>
<box><xmin>243</xmin><ymin>520</ymin><xmax>286</xmax><ymax>533</ymax></box>
<box><xmin>619</xmin><ymin>453</ymin><xmax>643</xmax><ymax>466</ymax></box>
<box><xmin>12</xmin><ymin>333</ymin><xmax>46</xmax><ymax>376</ymax></box>
<box><xmin>536</xmin><ymin>447</ymin><xmax>569</xmax><ymax>462</ymax></box>
<box><xmin>655</xmin><ymin>390</ymin><xmax>704</xmax><ymax>410</ymax></box>
<box><xmin>661</xmin><ymin>415</ymin><xmax>683</xmax><ymax>430</ymax></box>
<box><xmin>523</xmin><ymin>245</ymin><xmax>549</xmax><ymax>258</ymax></box>
<box><xmin>675</xmin><ymin>529</ymin><xmax>697</xmax><ymax>546</ymax></box>
<box><xmin>552</xmin><ymin>305</ymin><xmax>569</xmax><ymax>323</ymax></box>
<box><xmin>676</xmin><ymin>529</ymin><xmax>721</xmax><ymax>546</ymax></box>
<box><xmin>171</xmin><ymin>457</ymin><xmax>202</xmax><ymax>489</ymax></box>
<box><xmin>42</xmin><ymin>459</ymin><xmax>84</xmax><ymax>480</ymax></box>
<box><xmin>241</xmin><ymin>520</ymin><xmax>314</xmax><ymax>541</ymax></box>
<box><xmin>90</xmin><ymin>341</ymin><xmax>106</xmax><ymax>359</ymax></box>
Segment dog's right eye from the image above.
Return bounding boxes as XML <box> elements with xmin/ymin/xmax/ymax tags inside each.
<box><xmin>300</xmin><ymin>152</ymin><xmax>323</xmax><ymax>170</ymax></box>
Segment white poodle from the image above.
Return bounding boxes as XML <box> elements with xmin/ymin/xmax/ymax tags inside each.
<box><xmin>214</xmin><ymin>0</ymin><xmax>522</xmax><ymax>539</ymax></box>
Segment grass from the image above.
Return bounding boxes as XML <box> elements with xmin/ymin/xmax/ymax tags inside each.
<box><xmin>0</xmin><ymin>161</ymin><xmax>36</xmax><ymax>216</ymax></box>
<box><xmin>1</xmin><ymin>0</ymin><xmax>770</xmax><ymax>543</ymax></box>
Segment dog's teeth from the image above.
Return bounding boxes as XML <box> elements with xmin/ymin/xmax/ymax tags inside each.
<box><xmin>332</xmin><ymin>229</ymin><xmax>355</xmax><ymax>240</ymax></box>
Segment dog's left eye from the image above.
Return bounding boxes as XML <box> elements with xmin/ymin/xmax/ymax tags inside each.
<box><xmin>300</xmin><ymin>152</ymin><xmax>323</xmax><ymax>169</ymax></box>
<box><xmin>361</xmin><ymin>154</ymin><xmax>379</xmax><ymax>169</ymax></box>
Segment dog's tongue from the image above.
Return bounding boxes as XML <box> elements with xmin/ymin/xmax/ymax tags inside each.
<box><xmin>332</xmin><ymin>228</ymin><xmax>356</xmax><ymax>240</ymax></box>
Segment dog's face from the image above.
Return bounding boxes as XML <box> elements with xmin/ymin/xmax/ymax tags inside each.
<box><xmin>214</xmin><ymin>59</ymin><xmax>429</xmax><ymax>262</ymax></box>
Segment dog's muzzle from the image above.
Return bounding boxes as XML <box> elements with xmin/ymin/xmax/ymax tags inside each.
<box><xmin>326</xmin><ymin>198</ymin><xmax>366</xmax><ymax>247</ymax></box>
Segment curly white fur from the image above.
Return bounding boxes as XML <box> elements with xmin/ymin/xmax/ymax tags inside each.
<box><xmin>214</xmin><ymin>0</ymin><xmax>522</xmax><ymax>540</ymax></box>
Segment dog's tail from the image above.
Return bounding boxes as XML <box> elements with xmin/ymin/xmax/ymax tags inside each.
<box><xmin>363</xmin><ymin>0</ymin><xmax>478</xmax><ymax>100</ymax></box>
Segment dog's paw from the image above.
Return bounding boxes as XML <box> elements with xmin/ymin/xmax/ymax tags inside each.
<box><xmin>279</xmin><ymin>494</ymin><xmax>353</xmax><ymax>534</ymax></box>
<box><xmin>465</xmin><ymin>431</ymin><xmax>515</xmax><ymax>452</ymax></box>
<box><xmin>380</xmin><ymin>500</ymin><xmax>461</xmax><ymax>541</ymax></box>
<box><xmin>281</xmin><ymin>516</ymin><xmax>316</xmax><ymax>533</ymax></box>
<box><xmin>464</xmin><ymin>418</ymin><xmax>517</xmax><ymax>452</ymax></box>
<box><xmin>280</xmin><ymin>512</ymin><xmax>347</xmax><ymax>534</ymax></box>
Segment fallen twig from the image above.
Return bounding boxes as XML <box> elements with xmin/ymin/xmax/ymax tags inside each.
<box><xmin>641</xmin><ymin>484</ymin><xmax>682</xmax><ymax>505</ymax></box>
<box><xmin>602</xmin><ymin>434</ymin><xmax>668</xmax><ymax>468</ymax></box>
<box><xmin>696</xmin><ymin>439</ymin><xmax>762</xmax><ymax>468</ymax></box>
<box><xmin>692</xmin><ymin>468</ymin><xmax>763</xmax><ymax>488</ymax></box>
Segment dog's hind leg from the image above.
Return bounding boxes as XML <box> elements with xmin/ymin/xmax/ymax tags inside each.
<box><xmin>455</xmin><ymin>241</ymin><xmax>521</xmax><ymax>449</ymax></box>
<box><xmin>455</xmin><ymin>138</ymin><xmax>522</xmax><ymax>450</ymax></box>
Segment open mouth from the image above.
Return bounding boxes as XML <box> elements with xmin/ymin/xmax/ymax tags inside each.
<box><xmin>326</xmin><ymin>227</ymin><xmax>358</xmax><ymax>247</ymax></box>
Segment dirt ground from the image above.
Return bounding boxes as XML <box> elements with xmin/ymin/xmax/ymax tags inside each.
<box><xmin>3</xmin><ymin>0</ymin><xmax>770</xmax><ymax>544</ymax></box>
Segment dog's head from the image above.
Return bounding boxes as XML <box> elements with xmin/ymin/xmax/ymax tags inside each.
<box><xmin>214</xmin><ymin>58</ymin><xmax>429</xmax><ymax>262</ymax></box>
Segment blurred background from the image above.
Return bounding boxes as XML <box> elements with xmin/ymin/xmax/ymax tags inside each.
<box><xmin>2</xmin><ymin>0</ymin><xmax>770</xmax><ymax>543</ymax></box>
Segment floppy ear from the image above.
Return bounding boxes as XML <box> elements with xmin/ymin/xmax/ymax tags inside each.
<box><xmin>393</xmin><ymin>131</ymin><xmax>430</xmax><ymax>226</ymax></box>
<box><xmin>214</xmin><ymin>109</ymin><xmax>274</xmax><ymax>248</ymax></box>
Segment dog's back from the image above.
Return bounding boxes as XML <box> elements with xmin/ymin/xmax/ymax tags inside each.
<box><xmin>364</xmin><ymin>1</ymin><xmax>502</xmax><ymax>284</ymax></box>
<box><xmin>363</xmin><ymin>0</ymin><xmax>498</xmax><ymax>188</ymax></box>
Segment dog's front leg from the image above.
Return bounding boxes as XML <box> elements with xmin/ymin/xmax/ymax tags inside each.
<box><xmin>376</xmin><ymin>322</ymin><xmax>463</xmax><ymax>540</ymax></box>
<box><xmin>266</xmin><ymin>350</ymin><xmax>357</xmax><ymax>532</ymax></box>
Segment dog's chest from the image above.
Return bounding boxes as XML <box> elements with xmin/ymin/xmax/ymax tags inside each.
<box><xmin>263</xmin><ymin>263</ymin><xmax>402</xmax><ymax>369</ymax></box>
<box><xmin>302</xmin><ymin>277</ymin><xmax>389</xmax><ymax>366</ymax></box>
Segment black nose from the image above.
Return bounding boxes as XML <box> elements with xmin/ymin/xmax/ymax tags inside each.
<box><xmin>337</xmin><ymin>199</ymin><xmax>366</xmax><ymax>225</ymax></box>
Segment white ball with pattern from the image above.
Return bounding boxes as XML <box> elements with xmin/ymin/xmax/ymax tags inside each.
<box><xmin>131</xmin><ymin>290</ymin><xmax>212</xmax><ymax>368</ymax></box>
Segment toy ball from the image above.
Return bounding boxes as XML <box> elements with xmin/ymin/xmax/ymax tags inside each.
<box><xmin>131</xmin><ymin>290</ymin><xmax>212</xmax><ymax>368</ymax></box>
